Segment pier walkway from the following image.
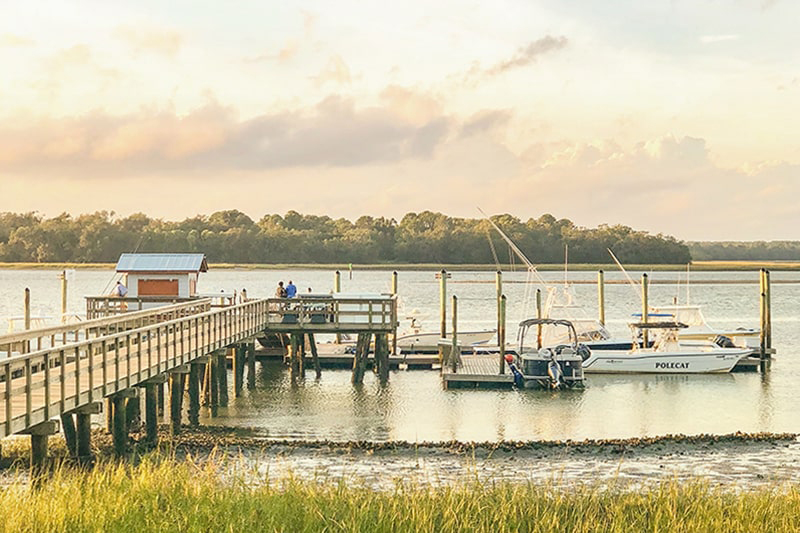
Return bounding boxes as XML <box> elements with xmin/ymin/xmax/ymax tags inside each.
<box><xmin>0</xmin><ymin>295</ymin><xmax>396</xmax><ymax>469</ymax></box>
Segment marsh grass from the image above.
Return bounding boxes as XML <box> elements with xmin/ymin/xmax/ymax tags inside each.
<box><xmin>0</xmin><ymin>455</ymin><xmax>799</xmax><ymax>532</ymax></box>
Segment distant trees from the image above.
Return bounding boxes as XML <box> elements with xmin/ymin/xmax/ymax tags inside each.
<box><xmin>0</xmin><ymin>210</ymin><xmax>693</xmax><ymax>264</ymax></box>
<box><xmin>689</xmin><ymin>241</ymin><xmax>800</xmax><ymax>261</ymax></box>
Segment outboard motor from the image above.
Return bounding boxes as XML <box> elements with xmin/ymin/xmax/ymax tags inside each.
<box><xmin>539</xmin><ymin>348</ymin><xmax>564</xmax><ymax>389</ymax></box>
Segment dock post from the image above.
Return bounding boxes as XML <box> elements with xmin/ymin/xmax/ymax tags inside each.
<box><xmin>308</xmin><ymin>334</ymin><xmax>321</xmax><ymax>378</ymax></box>
<box><xmin>111</xmin><ymin>392</ymin><xmax>133</xmax><ymax>456</ymax></box>
<box><xmin>209</xmin><ymin>354</ymin><xmax>219</xmax><ymax>417</ymax></box>
<box><xmin>25</xmin><ymin>421</ymin><xmax>58</xmax><ymax>482</ymax></box>
<box><xmin>23</xmin><ymin>288</ymin><xmax>30</xmax><ymax>353</ymax></box>
<box><xmin>233</xmin><ymin>345</ymin><xmax>244</xmax><ymax>397</ymax></box>
<box><xmin>498</xmin><ymin>295</ymin><xmax>507</xmax><ymax>374</ymax></box>
<box><xmin>188</xmin><ymin>362</ymin><xmax>202</xmax><ymax>427</ymax></box>
<box><xmin>60</xmin><ymin>270</ymin><xmax>68</xmax><ymax>323</ymax></box>
<box><xmin>351</xmin><ymin>333</ymin><xmax>369</xmax><ymax>384</ymax></box>
<box><xmin>169</xmin><ymin>367</ymin><xmax>189</xmax><ymax>436</ymax></box>
<box><xmin>765</xmin><ymin>269</ymin><xmax>772</xmax><ymax>355</ymax></box>
<box><xmin>642</xmin><ymin>273</ymin><xmax>649</xmax><ymax>348</ymax></box>
<box><xmin>391</xmin><ymin>271</ymin><xmax>398</xmax><ymax>355</ymax></box>
<box><xmin>598</xmin><ymin>270</ymin><xmax>605</xmax><ymax>326</ymax></box>
<box><xmin>496</xmin><ymin>270</ymin><xmax>502</xmax><ymax>364</ymax></box>
<box><xmin>536</xmin><ymin>289</ymin><xmax>543</xmax><ymax>350</ymax></box>
<box><xmin>334</xmin><ymin>271</ymin><xmax>342</xmax><ymax>343</ymax></box>
<box><xmin>246</xmin><ymin>341</ymin><xmax>257</xmax><ymax>389</ymax></box>
<box><xmin>451</xmin><ymin>295</ymin><xmax>458</xmax><ymax>373</ymax></box>
<box><xmin>75</xmin><ymin>403</ymin><xmax>101</xmax><ymax>464</ymax></box>
<box><xmin>60</xmin><ymin>412</ymin><xmax>78</xmax><ymax>457</ymax></box>
<box><xmin>290</xmin><ymin>334</ymin><xmax>300</xmax><ymax>379</ymax></box>
<box><xmin>217</xmin><ymin>350</ymin><xmax>229</xmax><ymax>407</ymax></box>
<box><xmin>144</xmin><ymin>382</ymin><xmax>159</xmax><ymax>443</ymax></box>
<box><xmin>439</xmin><ymin>270</ymin><xmax>447</xmax><ymax>362</ymax></box>
<box><xmin>376</xmin><ymin>333</ymin><xmax>390</xmax><ymax>384</ymax></box>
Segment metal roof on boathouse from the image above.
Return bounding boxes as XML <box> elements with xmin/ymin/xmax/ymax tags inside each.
<box><xmin>115</xmin><ymin>253</ymin><xmax>208</xmax><ymax>273</ymax></box>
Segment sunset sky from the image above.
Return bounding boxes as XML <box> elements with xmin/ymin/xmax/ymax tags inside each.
<box><xmin>1</xmin><ymin>1</ymin><xmax>798</xmax><ymax>240</ymax></box>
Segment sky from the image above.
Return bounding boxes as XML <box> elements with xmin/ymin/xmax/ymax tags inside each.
<box><xmin>0</xmin><ymin>0</ymin><xmax>798</xmax><ymax>241</ymax></box>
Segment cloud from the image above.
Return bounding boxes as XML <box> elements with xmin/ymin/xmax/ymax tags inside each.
<box><xmin>700</xmin><ymin>34</ymin><xmax>739</xmax><ymax>44</ymax></box>
<box><xmin>313</xmin><ymin>55</ymin><xmax>352</xmax><ymax>86</ymax></box>
<box><xmin>460</xmin><ymin>110</ymin><xmax>512</xmax><ymax>137</ymax></box>
<box><xmin>113</xmin><ymin>25</ymin><xmax>183</xmax><ymax>57</ymax></box>
<box><xmin>0</xmin><ymin>33</ymin><xmax>34</xmax><ymax>47</ymax></box>
<box><xmin>0</xmin><ymin>93</ymin><xmax>457</xmax><ymax>173</ymax></box>
<box><xmin>466</xmin><ymin>36</ymin><xmax>568</xmax><ymax>83</ymax></box>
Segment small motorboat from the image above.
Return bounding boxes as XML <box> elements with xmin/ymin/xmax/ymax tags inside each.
<box><xmin>396</xmin><ymin>316</ymin><xmax>495</xmax><ymax>353</ymax></box>
<box><xmin>581</xmin><ymin>322</ymin><xmax>752</xmax><ymax>374</ymax></box>
<box><xmin>506</xmin><ymin>318</ymin><xmax>586</xmax><ymax>389</ymax></box>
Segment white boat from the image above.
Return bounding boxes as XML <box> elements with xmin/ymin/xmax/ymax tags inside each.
<box><xmin>396</xmin><ymin>317</ymin><xmax>495</xmax><ymax>353</ymax></box>
<box><xmin>649</xmin><ymin>305</ymin><xmax>760</xmax><ymax>349</ymax></box>
<box><xmin>581</xmin><ymin>322</ymin><xmax>751</xmax><ymax>374</ymax></box>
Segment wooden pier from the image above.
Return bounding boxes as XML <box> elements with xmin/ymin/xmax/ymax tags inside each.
<box><xmin>0</xmin><ymin>294</ymin><xmax>397</xmax><ymax>470</ymax></box>
<box><xmin>441</xmin><ymin>353</ymin><xmax>514</xmax><ymax>389</ymax></box>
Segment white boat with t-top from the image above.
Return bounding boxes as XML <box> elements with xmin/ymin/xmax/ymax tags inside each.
<box><xmin>581</xmin><ymin>321</ymin><xmax>752</xmax><ymax>374</ymax></box>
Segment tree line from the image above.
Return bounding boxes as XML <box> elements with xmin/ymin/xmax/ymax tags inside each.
<box><xmin>689</xmin><ymin>241</ymin><xmax>800</xmax><ymax>261</ymax></box>
<box><xmin>0</xmin><ymin>210</ymin><xmax>692</xmax><ymax>264</ymax></box>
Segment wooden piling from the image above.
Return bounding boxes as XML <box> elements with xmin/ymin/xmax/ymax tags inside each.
<box><xmin>335</xmin><ymin>271</ymin><xmax>342</xmax><ymax>343</ymax></box>
<box><xmin>233</xmin><ymin>345</ymin><xmax>244</xmax><ymax>397</ymax></box>
<box><xmin>144</xmin><ymin>383</ymin><xmax>158</xmax><ymax>443</ymax></box>
<box><xmin>308</xmin><ymin>333</ymin><xmax>321</xmax><ymax>378</ymax></box>
<box><xmin>351</xmin><ymin>333</ymin><xmax>370</xmax><ymax>384</ymax></box>
<box><xmin>290</xmin><ymin>334</ymin><xmax>300</xmax><ymax>379</ymax></box>
<box><xmin>391</xmin><ymin>271</ymin><xmax>398</xmax><ymax>355</ymax></box>
<box><xmin>188</xmin><ymin>363</ymin><xmax>201</xmax><ymax>427</ymax></box>
<box><xmin>157</xmin><ymin>382</ymin><xmax>165</xmax><ymax>418</ymax></box>
<box><xmin>642</xmin><ymin>273</ymin><xmax>649</xmax><ymax>347</ymax></box>
<box><xmin>111</xmin><ymin>395</ymin><xmax>128</xmax><ymax>456</ymax></box>
<box><xmin>60</xmin><ymin>412</ymin><xmax>77</xmax><ymax>457</ymax></box>
<box><xmin>246</xmin><ymin>341</ymin><xmax>257</xmax><ymax>389</ymax></box>
<box><xmin>376</xmin><ymin>333</ymin><xmax>390</xmax><ymax>383</ymax></box>
<box><xmin>439</xmin><ymin>269</ymin><xmax>447</xmax><ymax>362</ymax></box>
<box><xmin>498</xmin><ymin>295</ymin><xmax>507</xmax><ymax>374</ymax></box>
<box><xmin>451</xmin><ymin>295</ymin><xmax>458</xmax><ymax>373</ymax></box>
<box><xmin>169</xmin><ymin>372</ymin><xmax>185</xmax><ymax>435</ymax></box>
<box><xmin>75</xmin><ymin>403</ymin><xmax>100</xmax><ymax>463</ymax></box>
<box><xmin>105</xmin><ymin>397</ymin><xmax>113</xmax><ymax>433</ymax></box>
<box><xmin>217</xmin><ymin>351</ymin><xmax>229</xmax><ymax>407</ymax></box>
<box><xmin>202</xmin><ymin>361</ymin><xmax>211</xmax><ymax>406</ymax></box>
<box><xmin>597</xmin><ymin>270</ymin><xmax>606</xmax><ymax>326</ymax></box>
<box><xmin>23</xmin><ymin>288</ymin><xmax>30</xmax><ymax>353</ymax></box>
<box><xmin>209</xmin><ymin>355</ymin><xmax>219</xmax><ymax>417</ymax></box>
<box><xmin>60</xmin><ymin>270</ymin><xmax>68</xmax><ymax>324</ymax></box>
<box><xmin>27</xmin><ymin>421</ymin><xmax>58</xmax><ymax>481</ymax></box>
<box><xmin>765</xmin><ymin>269</ymin><xmax>772</xmax><ymax>353</ymax></box>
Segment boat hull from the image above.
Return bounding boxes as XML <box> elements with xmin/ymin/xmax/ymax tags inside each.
<box><xmin>397</xmin><ymin>330</ymin><xmax>495</xmax><ymax>353</ymax></box>
<box><xmin>582</xmin><ymin>348</ymin><xmax>751</xmax><ymax>374</ymax></box>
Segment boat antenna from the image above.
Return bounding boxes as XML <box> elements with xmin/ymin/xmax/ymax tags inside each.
<box><xmin>607</xmin><ymin>248</ymin><xmax>643</xmax><ymax>300</ymax></box>
<box><xmin>477</xmin><ymin>207</ymin><xmax>542</xmax><ymax>278</ymax></box>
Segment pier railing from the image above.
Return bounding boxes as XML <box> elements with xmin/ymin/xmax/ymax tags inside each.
<box><xmin>263</xmin><ymin>296</ymin><xmax>397</xmax><ymax>332</ymax></box>
<box><xmin>85</xmin><ymin>294</ymin><xmax>239</xmax><ymax>319</ymax></box>
<box><xmin>0</xmin><ymin>300</ymin><xmax>212</xmax><ymax>359</ymax></box>
<box><xmin>0</xmin><ymin>299</ymin><xmax>270</xmax><ymax>437</ymax></box>
<box><xmin>0</xmin><ymin>295</ymin><xmax>397</xmax><ymax>437</ymax></box>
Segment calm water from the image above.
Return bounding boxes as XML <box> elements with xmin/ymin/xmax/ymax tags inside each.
<box><xmin>1</xmin><ymin>268</ymin><xmax>798</xmax><ymax>442</ymax></box>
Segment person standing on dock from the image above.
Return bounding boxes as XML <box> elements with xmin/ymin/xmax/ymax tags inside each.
<box><xmin>286</xmin><ymin>280</ymin><xmax>297</xmax><ymax>298</ymax></box>
<box><xmin>113</xmin><ymin>280</ymin><xmax>128</xmax><ymax>297</ymax></box>
<box><xmin>276</xmin><ymin>281</ymin><xmax>287</xmax><ymax>298</ymax></box>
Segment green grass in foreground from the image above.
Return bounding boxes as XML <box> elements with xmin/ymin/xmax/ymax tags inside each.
<box><xmin>1</xmin><ymin>456</ymin><xmax>799</xmax><ymax>532</ymax></box>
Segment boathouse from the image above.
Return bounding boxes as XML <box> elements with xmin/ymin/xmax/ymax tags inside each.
<box><xmin>115</xmin><ymin>253</ymin><xmax>208</xmax><ymax>298</ymax></box>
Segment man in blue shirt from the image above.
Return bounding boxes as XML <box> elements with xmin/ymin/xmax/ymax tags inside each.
<box><xmin>285</xmin><ymin>280</ymin><xmax>297</xmax><ymax>298</ymax></box>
